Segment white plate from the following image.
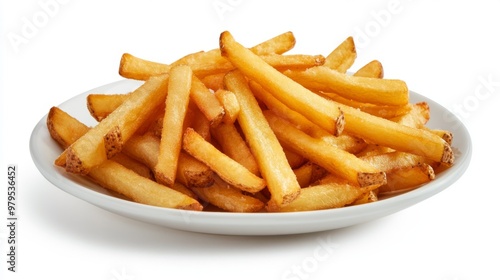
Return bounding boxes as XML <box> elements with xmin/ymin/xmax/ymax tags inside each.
<box><xmin>30</xmin><ymin>79</ymin><xmax>472</xmax><ymax>235</ymax></box>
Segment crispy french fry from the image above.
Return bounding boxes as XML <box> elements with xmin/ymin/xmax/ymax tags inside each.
<box><xmin>119</xmin><ymin>31</ymin><xmax>297</xmax><ymax>80</ymax></box>
<box><xmin>89</xmin><ymin>160</ymin><xmax>202</xmax><ymax>210</ymax></box>
<box><xmin>183</xmin><ymin>128</ymin><xmax>266</xmax><ymax>193</ymax></box>
<box><xmin>47</xmin><ymin>106</ymin><xmax>90</xmax><ymax>149</ymax></box>
<box><xmin>119</xmin><ymin>53</ymin><xmax>170</xmax><ymax>80</ymax></box>
<box><xmin>61</xmin><ymin>74</ymin><xmax>169</xmax><ymax>175</ymax></box>
<box><xmin>428</xmin><ymin>129</ymin><xmax>453</xmax><ymax>145</ymax></box>
<box><xmin>122</xmin><ymin>133</ymin><xmax>215</xmax><ymax>188</ymax></box>
<box><xmin>47</xmin><ymin>107</ymin><xmax>202</xmax><ymax>210</ymax></box>
<box><xmin>265</xmin><ymin>53</ymin><xmax>325</xmax><ymax>70</ymax></box>
<box><xmin>283</xmin><ymin>66</ymin><xmax>409</xmax><ymax>106</ymax></box>
<box><xmin>340</xmin><ymin>103</ymin><xmax>454</xmax><ymax>164</ymax></box>
<box><xmin>353</xmin><ymin>60</ymin><xmax>384</xmax><ymax>78</ymax></box>
<box><xmin>210</xmin><ymin>122</ymin><xmax>260</xmax><ymax>175</ymax></box>
<box><xmin>248</xmin><ymin>30</ymin><xmax>296</xmax><ymax>55</ymax></box>
<box><xmin>317</xmin><ymin>90</ymin><xmax>411</xmax><ymax>119</ymax></box>
<box><xmin>192</xmin><ymin>176</ymin><xmax>265</xmax><ymax>212</ymax></box>
<box><xmin>264</xmin><ymin>111</ymin><xmax>386</xmax><ymax>188</ymax></box>
<box><xmin>378</xmin><ymin>163</ymin><xmax>435</xmax><ymax>194</ymax></box>
<box><xmin>249</xmin><ymin>80</ymin><xmax>366</xmax><ymax>153</ymax></box>
<box><xmin>224</xmin><ymin>70</ymin><xmax>301</xmax><ymax>209</ymax></box>
<box><xmin>214</xmin><ymin>89</ymin><xmax>240</xmax><ymax>124</ymax></box>
<box><xmin>323</xmin><ymin>36</ymin><xmax>356</xmax><ymax>73</ymax></box>
<box><xmin>275</xmin><ymin>180</ymin><xmax>363</xmax><ymax>212</ymax></box>
<box><xmin>190</xmin><ymin>76</ymin><xmax>225</xmax><ymax>127</ymax></box>
<box><xmin>87</xmin><ymin>93</ymin><xmax>129</xmax><ymax>121</ymax></box>
<box><xmin>154</xmin><ymin>65</ymin><xmax>193</xmax><ymax>186</ymax></box>
<box><xmin>219</xmin><ymin>31</ymin><xmax>345</xmax><ymax>136</ymax></box>
<box><xmin>361</xmin><ymin>151</ymin><xmax>434</xmax><ymax>172</ymax></box>
<box><xmin>111</xmin><ymin>153</ymin><xmax>154</xmax><ymax>180</ymax></box>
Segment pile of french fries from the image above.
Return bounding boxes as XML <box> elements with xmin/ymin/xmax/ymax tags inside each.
<box><xmin>47</xmin><ymin>31</ymin><xmax>454</xmax><ymax>213</ymax></box>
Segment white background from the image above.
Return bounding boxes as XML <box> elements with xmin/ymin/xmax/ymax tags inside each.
<box><xmin>1</xmin><ymin>0</ymin><xmax>499</xmax><ymax>279</ymax></box>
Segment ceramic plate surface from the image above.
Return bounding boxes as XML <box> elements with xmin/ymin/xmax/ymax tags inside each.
<box><xmin>30</xmin><ymin>79</ymin><xmax>472</xmax><ymax>235</ymax></box>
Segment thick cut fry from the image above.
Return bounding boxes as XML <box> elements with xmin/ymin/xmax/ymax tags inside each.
<box><xmin>361</xmin><ymin>151</ymin><xmax>434</xmax><ymax>172</ymax></box>
<box><xmin>89</xmin><ymin>160</ymin><xmax>202</xmax><ymax>210</ymax></box>
<box><xmin>192</xmin><ymin>176</ymin><xmax>265</xmax><ymax>212</ymax></box>
<box><xmin>47</xmin><ymin>106</ymin><xmax>90</xmax><ymax>148</ymax></box>
<box><xmin>265</xmin><ymin>111</ymin><xmax>386</xmax><ymax>188</ymax></box>
<box><xmin>62</xmin><ymin>74</ymin><xmax>169</xmax><ymax>175</ymax></box>
<box><xmin>264</xmin><ymin>53</ymin><xmax>325</xmax><ymax>70</ymax></box>
<box><xmin>283</xmin><ymin>66</ymin><xmax>409</xmax><ymax>106</ymax></box>
<box><xmin>214</xmin><ymin>89</ymin><xmax>240</xmax><ymax>124</ymax></box>
<box><xmin>353</xmin><ymin>60</ymin><xmax>384</xmax><ymax>78</ymax></box>
<box><xmin>111</xmin><ymin>153</ymin><xmax>154</xmax><ymax>180</ymax></box>
<box><xmin>183</xmin><ymin>128</ymin><xmax>266</xmax><ymax>193</ymax></box>
<box><xmin>224</xmin><ymin>70</ymin><xmax>301</xmax><ymax>210</ymax></box>
<box><xmin>317</xmin><ymin>91</ymin><xmax>411</xmax><ymax>119</ymax></box>
<box><xmin>154</xmin><ymin>65</ymin><xmax>193</xmax><ymax>186</ymax></box>
<box><xmin>378</xmin><ymin>163</ymin><xmax>435</xmax><ymax>194</ymax></box>
<box><xmin>428</xmin><ymin>129</ymin><xmax>453</xmax><ymax>145</ymax></box>
<box><xmin>340</xmin><ymin>104</ymin><xmax>454</xmax><ymax>164</ymax></box>
<box><xmin>190</xmin><ymin>76</ymin><xmax>225</xmax><ymax>126</ymax></box>
<box><xmin>219</xmin><ymin>31</ymin><xmax>345</xmax><ymax>136</ymax></box>
<box><xmin>47</xmin><ymin>107</ymin><xmax>201</xmax><ymax>210</ymax></box>
<box><xmin>119</xmin><ymin>31</ymin><xmax>296</xmax><ymax>80</ymax></box>
<box><xmin>249</xmin><ymin>80</ymin><xmax>366</xmax><ymax>153</ymax></box>
<box><xmin>210</xmin><ymin>122</ymin><xmax>260</xmax><ymax>175</ymax></box>
<box><xmin>87</xmin><ymin>93</ymin><xmax>129</xmax><ymax>121</ymax></box>
<box><xmin>123</xmin><ymin>133</ymin><xmax>215</xmax><ymax>188</ymax></box>
<box><xmin>119</xmin><ymin>53</ymin><xmax>170</xmax><ymax>80</ymax></box>
<box><xmin>275</xmin><ymin>181</ymin><xmax>363</xmax><ymax>212</ymax></box>
<box><xmin>324</xmin><ymin>36</ymin><xmax>356</xmax><ymax>73</ymax></box>
<box><xmin>248</xmin><ymin>31</ymin><xmax>296</xmax><ymax>55</ymax></box>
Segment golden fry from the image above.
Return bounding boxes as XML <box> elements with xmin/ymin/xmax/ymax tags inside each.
<box><xmin>323</xmin><ymin>36</ymin><xmax>356</xmax><ymax>73</ymax></box>
<box><xmin>214</xmin><ymin>89</ymin><xmax>240</xmax><ymax>124</ymax></box>
<box><xmin>183</xmin><ymin>128</ymin><xmax>265</xmax><ymax>193</ymax></box>
<box><xmin>265</xmin><ymin>111</ymin><xmax>386</xmax><ymax>188</ymax></box>
<box><xmin>224</xmin><ymin>70</ymin><xmax>301</xmax><ymax>210</ymax></box>
<box><xmin>154</xmin><ymin>65</ymin><xmax>193</xmax><ymax>186</ymax></box>
<box><xmin>283</xmin><ymin>66</ymin><xmax>409</xmax><ymax>106</ymax></box>
<box><xmin>62</xmin><ymin>74</ymin><xmax>169</xmax><ymax>175</ymax></box>
<box><xmin>220</xmin><ymin>31</ymin><xmax>345</xmax><ymax>136</ymax></box>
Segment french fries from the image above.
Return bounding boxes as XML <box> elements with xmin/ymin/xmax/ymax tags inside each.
<box><xmin>46</xmin><ymin>30</ymin><xmax>456</xmax><ymax>213</ymax></box>
<box><xmin>220</xmin><ymin>31</ymin><xmax>345</xmax><ymax>136</ymax></box>
<box><xmin>264</xmin><ymin>111</ymin><xmax>386</xmax><ymax>188</ymax></box>
<box><xmin>61</xmin><ymin>74</ymin><xmax>170</xmax><ymax>175</ymax></box>
<box><xmin>154</xmin><ymin>65</ymin><xmax>193</xmax><ymax>186</ymax></box>
<box><xmin>47</xmin><ymin>107</ymin><xmax>202</xmax><ymax>210</ymax></box>
<box><xmin>183</xmin><ymin>128</ymin><xmax>266</xmax><ymax>193</ymax></box>
<box><xmin>223</xmin><ymin>70</ymin><xmax>301</xmax><ymax>210</ymax></box>
<box><xmin>323</xmin><ymin>36</ymin><xmax>356</xmax><ymax>73</ymax></box>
